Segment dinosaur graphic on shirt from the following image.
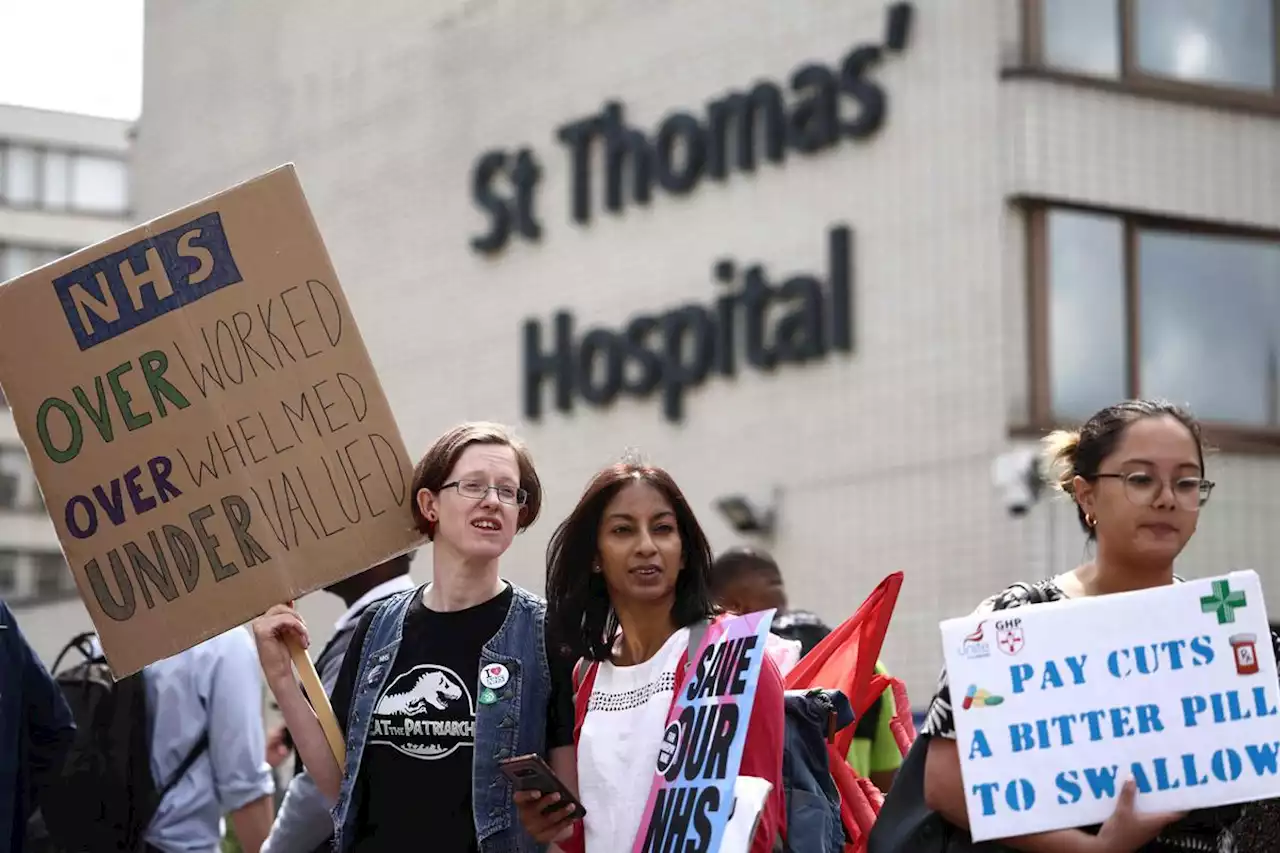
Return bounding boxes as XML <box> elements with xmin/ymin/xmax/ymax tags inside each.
<box><xmin>368</xmin><ymin>664</ymin><xmax>477</xmax><ymax>761</ymax></box>
<box><xmin>375</xmin><ymin>668</ymin><xmax>464</xmax><ymax>716</ymax></box>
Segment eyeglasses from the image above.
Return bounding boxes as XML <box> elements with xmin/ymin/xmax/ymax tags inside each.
<box><xmin>441</xmin><ymin>480</ymin><xmax>528</xmax><ymax>507</ymax></box>
<box><xmin>1092</xmin><ymin>472</ymin><xmax>1215</xmax><ymax>511</ymax></box>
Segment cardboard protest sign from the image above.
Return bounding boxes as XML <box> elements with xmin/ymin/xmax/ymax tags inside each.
<box><xmin>0</xmin><ymin>165</ymin><xmax>424</xmax><ymax>677</ymax></box>
<box><xmin>940</xmin><ymin>571</ymin><xmax>1280</xmax><ymax>842</ymax></box>
<box><xmin>634</xmin><ymin>609</ymin><xmax>776</xmax><ymax>853</ymax></box>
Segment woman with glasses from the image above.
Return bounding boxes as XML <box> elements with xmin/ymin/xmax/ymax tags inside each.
<box><xmin>914</xmin><ymin>399</ymin><xmax>1279</xmax><ymax>852</ymax></box>
<box><xmin>253</xmin><ymin>422</ymin><xmax>576</xmax><ymax>853</ymax></box>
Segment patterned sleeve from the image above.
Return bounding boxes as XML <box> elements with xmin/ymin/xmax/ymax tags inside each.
<box><xmin>920</xmin><ymin>583</ymin><xmax>1055</xmax><ymax>740</ymax></box>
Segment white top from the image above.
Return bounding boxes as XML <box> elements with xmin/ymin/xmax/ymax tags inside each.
<box><xmin>578</xmin><ymin>627</ymin><xmax>690</xmax><ymax>852</ymax></box>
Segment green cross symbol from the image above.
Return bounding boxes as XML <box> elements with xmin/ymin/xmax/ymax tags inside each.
<box><xmin>1200</xmin><ymin>580</ymin><xmax>1248</xmax><ymax>624</ymax></box>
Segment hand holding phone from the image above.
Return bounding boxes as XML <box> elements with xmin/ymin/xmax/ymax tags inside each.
<box><xmin>500</xmin><ymin>754</ymin><xmax>584</xmax><ymax>843</ymax></box>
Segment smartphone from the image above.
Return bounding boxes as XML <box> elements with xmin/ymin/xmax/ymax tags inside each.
<box><xmin>498</xmin><ymin>754</ymin><xmax>587</xmax><ymax>819</ymax></box>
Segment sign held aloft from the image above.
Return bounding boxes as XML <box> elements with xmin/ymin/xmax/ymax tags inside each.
<box><xmin>0</xmin><ymin>164</ymin><xmax>423</xmax><ymax>677</ymax></box>
<box><xmin>940</xmin><ymin>571</ymin><xmax>1280</xmax><ymax>842</ymax></box>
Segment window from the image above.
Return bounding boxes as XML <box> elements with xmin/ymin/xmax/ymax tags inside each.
<box><xmin>0</xmin><ymin>143</ymin><xmax>128</xmax><ymax>215</ymax></box>
<box><xmin>34</xmin><ymin>552</ymin><xmax>69</xmax><ymax>598</ymax></box>
<box><xmin>1041</xmin><ymin>0</ymin><xmax>1121</xmax><ymax>77</ymax></box>
<box><xmin>71</xmin><ymin>155</ymin><xmax>128</xmax><ymax>213</ymax></box>
<box><xmin>42</xmin><ymin>150</ymin><xmax>70</xmax><ymax>209</ymax></box>
<box><xmin>1027</xmin><ymin>0</ymin><xmax>1279</xmax><ymax>98</ymax></box>
<box><xmin>1134</xmin><ymin>0</ymin><xmax>1274</xmax><ymax>91</ymax></box>
<box><xmin>1</xmin><ymin>243</ymin><xmax>77</xmax><ymax>282</ymax></box>
<box><xmin>0</xmin><ymin>445</ymin><xmax>26</xmax><ymax>509</ymax></box>
<box><xmin>1030</xmin><ymin>205</ymin><xmax>1280</xmax><ymax>437</ymax></box>
<box><xmin>0</xmin><ymin>552</ymin><xmax>15</xmax><ymax>596</ymax></box>
<box><xmin>0</xmin><ymin>245</ymin><xmax>36</xmax><ymax>282</ymax></box>
<box><xmin>3</xmin><ymin>144</ymin><xmax>38</xmax><ymax>205</ymax></box>
<box><xmin>0</xmin><ymin>469</ymin><xmax>16</xmax><ymax>510</ymax></box>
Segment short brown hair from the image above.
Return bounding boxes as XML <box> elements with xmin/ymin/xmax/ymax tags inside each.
<box><xmin>410</xmin><ymin>422</ymin><xmax>543</xmax><ymax>540</ymax></box>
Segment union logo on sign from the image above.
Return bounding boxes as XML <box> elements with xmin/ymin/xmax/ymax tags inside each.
<box><xmin>997</xmin><ymin>625</ymin><xmax>1024</xmax><ymax>656</ymax></box>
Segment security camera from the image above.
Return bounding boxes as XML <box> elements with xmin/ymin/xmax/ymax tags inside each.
<box><xmin>991</xmin><ymin>448</ymin><xmax>1045</xmax><ymax>517</ymax></box>
<box><xmin>714</xmin><ymin>491</ymin><xmax>778</xmax><ymax>536</ymax></box>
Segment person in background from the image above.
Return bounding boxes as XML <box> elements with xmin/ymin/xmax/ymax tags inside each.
<box><xmin>143</xmin><ymin>627</ymin><xmax>276</xmax><ymax>853</ymax></box>
<box><xmin>710</xmin><ymin>547</ymin><xmax>903</xmax><ymax>792</ymax></box>
<box><xmin>0</xmin><ymin>599</ymin><xmax>75</xmax><ymax>853</ymax></box>
<box><xmin>518</xmin><ymin>463</ymin><xmax>786</xmax><ymax>853</ymax></box>
<box><xmin>262</xmin><ymin>552</ymin><xmax>418</xmax><ymax>853</ymax></box>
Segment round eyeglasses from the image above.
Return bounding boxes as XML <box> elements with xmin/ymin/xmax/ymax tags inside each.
<box><xmin>1092</xmin><ymin>472</ymin><xmax>1214</xmax><ymax>511</ymax></box>
<box><xmin>442</xmin><ymin>480</ymin><xmax>528</xmax><ymax>507</ymax></box>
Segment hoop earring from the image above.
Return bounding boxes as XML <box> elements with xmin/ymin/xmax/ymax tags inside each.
<box><xmin>1085</xmin><ymin>513</ymin><xmax>1096</xmax><ymax>529</ymax></box>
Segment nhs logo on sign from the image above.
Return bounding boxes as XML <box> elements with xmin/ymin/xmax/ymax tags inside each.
<box><xmin>52</xmin><ymin>212</ymin><xmax>243</xmax><ymax>350</ymax></box>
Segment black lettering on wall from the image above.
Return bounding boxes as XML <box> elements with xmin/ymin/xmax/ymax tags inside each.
<box><xmin>469</xmin><ymin>148</ymin><xmax>544</xmax><ymax>254</ymax></box>
<box><xmin>541</xmin><ymin>3</ymin><xmax>912</xmax><ymax>227</ymax></box>
<box><xmin>521</xmin><ymin>223</ymin><xmax>856</xmax><ymax>422</ymax></box>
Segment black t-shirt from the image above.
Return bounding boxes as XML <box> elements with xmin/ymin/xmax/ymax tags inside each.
<box><xmin>329</xmin><ymin>584</ymin><xmax>576</xmax><ymax>853</ymax></box>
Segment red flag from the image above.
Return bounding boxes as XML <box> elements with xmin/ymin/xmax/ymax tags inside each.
<box><xmin>784</xmin><ymin>572</ymin><xmax>907</xmax><ymax>852</ymax></box>
<box><xmin>785</xmin><ymin>572</ymin><xmax>902</xmax><ymax>757</ymax></box>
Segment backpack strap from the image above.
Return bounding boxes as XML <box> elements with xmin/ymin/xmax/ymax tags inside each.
<box><xmin>51</xmin><ymin>631</ymin><xmax>100</xmax><ymax>675</ymax></box>
<box><xmin>159</xmin><ymin>730</ymin><xmax>210</xmax><ymax>800</ymax></box>
<box><xmin>572</xmin><ymin>658</ymin><xmax>588</xmax><ymax>694</ymax></box>
<box><xmin>571</xmin><ymin>659</ymin><xmax>599</xmax><ymax>747</ymax></box>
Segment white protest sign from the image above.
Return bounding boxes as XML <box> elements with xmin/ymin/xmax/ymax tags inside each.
<box><xmin>940</xmin><ymin>571</ymin><xmax>1280</xmax><ymax>842</ymax></box>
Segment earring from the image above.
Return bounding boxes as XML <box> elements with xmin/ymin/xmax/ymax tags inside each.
<box><xmin>1085</xmin><ymin>513</ymin><xmax>1096</xmax><ymax>529</ymax></box>
<box><xmin>427</xmin><ymin>512</ymin><xmax>437</xmax><ymax>522</ymax></box>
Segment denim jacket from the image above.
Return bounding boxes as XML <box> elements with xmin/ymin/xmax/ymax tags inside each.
<box><xmin>332</xmin><ymin>584</ymin><xmax>551</xmax><ymax>853</ymax></box>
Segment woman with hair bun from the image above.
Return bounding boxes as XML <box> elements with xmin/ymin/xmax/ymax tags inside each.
<box><xmin>915</xmin><ymin>399</ymin><xmax>1280</xmax><ymax>852</ymax></box>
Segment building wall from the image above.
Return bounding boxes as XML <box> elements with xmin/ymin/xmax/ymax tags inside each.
<box><xmin>0</xmin><ymin>105</ymin><xmax>133</xmax><ymax>646</ymax></box>
<box><xmin>39</xmin><ymin>0</ymin><xmax>1277</xmax><ymax>706</ymax></box>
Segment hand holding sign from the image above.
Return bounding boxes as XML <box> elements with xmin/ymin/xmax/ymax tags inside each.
<box><xmin>252</xmin><ymin>603</ymin><xmax>346</xmax><ymax>767</ymax></box>
<box><xmin>0</xmin><ymin>164</ymin><xmax>424</xmax><ymax>678</ymax></box>
<box><xmin>253</xmin><ymin>602</ymin><xmax>311</xmax><ymax>684</ymax></box>
<box><xmin>940</xmin><ymin>571</ymin><xmax>1280</xmax><ymax>842</ymax></box>
<box><xmin>1094</xmin><ymin>780</ymin><xmax>1186</xmax><ymax>853</ymax></box>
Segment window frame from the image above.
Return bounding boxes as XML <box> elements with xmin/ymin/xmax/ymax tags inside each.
<box><xmin>0</xmin><ymin>139</ymin><xmax>130</xmax><ymax>216</ymax></box>
<box><xmin>1016</xmin><ymin>0</ymin><xmax>1280</xmax><ymax>117</ymax></box>
<box><xmin>1022</xmin><ymin>198</ymin><xmax>1280</xmax><ymax>453</ymax></box>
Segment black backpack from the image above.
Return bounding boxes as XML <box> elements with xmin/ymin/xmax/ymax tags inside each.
<box><xmin>31</xmin><ymin>632</ymin><xmax>208</xmax><ymax>853</ymax></box>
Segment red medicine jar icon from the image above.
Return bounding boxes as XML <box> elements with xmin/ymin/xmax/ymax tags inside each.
<box><xmin>1230</xmin><ymin>633</ymin><xmax>1260</xmax><ymax>676</ymax></box>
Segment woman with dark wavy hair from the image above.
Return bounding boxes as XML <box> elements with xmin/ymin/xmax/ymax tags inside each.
<box><xmin>515</xmin><ymin>461</ymin><xmax>786</xmax><ymax>853</ymax></box>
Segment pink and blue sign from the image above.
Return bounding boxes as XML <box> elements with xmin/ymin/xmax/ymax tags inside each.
<box><xmin>632</xmin><ymin>609</ymin><xmax>776</xmax><ymax>853</ymax></box>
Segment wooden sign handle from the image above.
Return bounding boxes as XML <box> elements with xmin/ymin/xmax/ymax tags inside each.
<box><xmin>286</xmin><ymin>636</ymin><xmax>347</xmax><ymax>768</ymax></box>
